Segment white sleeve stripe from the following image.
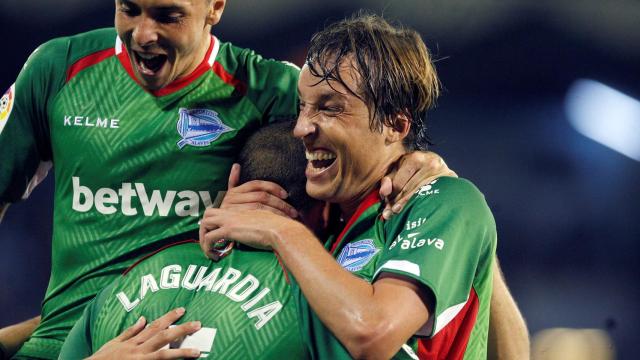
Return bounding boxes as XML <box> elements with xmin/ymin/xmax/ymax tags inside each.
<box><xmin>374</xmin><ymin>259</ymin><xmax>471</xmax><ymax>337</ymax></box>
<box><xmin>433</xmin><ymin>297</ymin><xmax>468</xmax><ymax>336</ymax></box>
<box><xmin>374</xmin><ymin>260</ymin><xmax>421</xmax><ymax>278</ymax></box>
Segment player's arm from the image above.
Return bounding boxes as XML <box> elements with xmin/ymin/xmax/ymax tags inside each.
<box><xmin>0</xmin><ymin>38</ymin><xmax>64</xmax><ymax>221</ymax></box>
<box><xmin>489</xmin><ymin>257</ymin><xmax>530</xmax><ymax>360</ymax></box>
<box><xmin>0</xmin><ymin>316</ymin><xmax>40</xmax><ymax>359</ymax></box>
<box><xmin>201</xmin><ymin>209</ymin><xmax>429</xmax><ymax>358</ymax></box>
<box><xmin>219</xmin><ymin>151</ymin><xmax>455</xmax><ymax>220</ymax></box>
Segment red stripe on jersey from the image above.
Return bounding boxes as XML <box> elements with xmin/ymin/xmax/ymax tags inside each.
<box><xmin>152</xmin><ymin>37</ymin><xmax>216</xmax><ymax>97</ymax></box>
<box><xmin>329</xmin><ymin>189</ymin><xmax>380</xmax><ymax>254</ymax></box>
<box><xmin>212</xmin><ymin>61</ymin><xmax>248</xmax><ymax>95</ymax></box>
<box><xmin>417</xmin><ymin>288</ymin><xmax>480</xmax><ymax>360</ymax></box>
<box><xmin>66</xmin><ymin>48</ymin><xmax>116</xmax><ymax>82</ymax></box>
<box><xmin>274</xmin><ymin>251</ymin><xmax>291</xmax><ymax>284</ymax></box>
<box><xmin>122</xmin><ymin>239</ymin><xmax>198</xmax><ymax>276</ymax></box>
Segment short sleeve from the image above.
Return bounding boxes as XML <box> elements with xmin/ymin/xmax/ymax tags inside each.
<box><xmin>243</xmin><ymin>54</ymin><xmax>300</xmax><ymax>125</ymax></box>
<box><xmin>0</xmin><ymin>37</ymin><xmax>68</xmax><ymax>204</ymax></box>
<box><xmin>374</xmin><ymin>177</ymin><xmax>497</xmax><ymax>336</ymax></box>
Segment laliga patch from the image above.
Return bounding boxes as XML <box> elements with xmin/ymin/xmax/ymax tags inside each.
<box><xmin>337</xmin><ymin>239</ymin><xmax>380</xmax><ymax>272</ymax></box>
<box><xmin>0</xmin><ymin>84</ymin><xmax>15</xmax><ymax>135</ymax></box>
<box><xmin>176</xmin><ymin>108</ymin><xmax>233</xmax><ymax>149</ymax></box>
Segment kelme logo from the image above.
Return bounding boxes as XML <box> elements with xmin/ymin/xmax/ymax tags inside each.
<box><xmin>176</xmin><ymin>108</ymin><xmax>233</xmax><ymax>149</ymax></box>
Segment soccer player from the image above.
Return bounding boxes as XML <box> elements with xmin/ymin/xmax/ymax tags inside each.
<box><xmin>0</xmin><ymin>0</ymin><xmax>452</xmax><ymax>358</ymax></box>
<box><xmin>201</xmin><ymin>14</ymin><xmax>500</xmax><ymax>359</ymax></box>
<box><xmin>58</xmin><ymin>121</ymin><xmax>320</xmax><ymax>359</ymax></box>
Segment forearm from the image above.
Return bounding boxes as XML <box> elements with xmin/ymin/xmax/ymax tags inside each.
<box><xmin>489</xmin><ymin>259</ymin><xmax>530</xmax><ymax>360</ymax></box>
<box><xmin>272</xmin><ymin>225</ymin><xmax>421</xmax><ymax>358</ymax></box>
<box><xmin>0</xmin><ymin>316</ymin><xmax>40</xmax><ymax>359</ymax></box>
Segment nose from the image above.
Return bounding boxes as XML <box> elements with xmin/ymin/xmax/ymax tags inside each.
<box><xmin>293</xmin><ymin>108</ymin><xmax>317</xmax><ymax>139</ymax></box>
<box><xmin>132</xmin><ymin>16</ymin><xmax>159</xmax><ymax>47</ymax></box>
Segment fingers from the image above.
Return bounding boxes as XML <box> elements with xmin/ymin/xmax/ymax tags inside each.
<box><xmin>222</xmin><ymin>182</ymin><xmax>297</xmax><ymax>218</ymax></box>
<box><xmin>114</xmin><ymin>315</ymin><xmax>147</xmax><ymax>342</ymax></box>
<box><xmin>379</xmin><ymin>176</ymin><xmax>393</xmax><ymax>199</ymax></box>
<box><xmin>220</xmin><ymin>191</ymin><xmax>298</xmax><ymax>218</ymax></box>
<box><xmin>143</xmin><ymin>321</ymin><xmax>202</xmax><ymax>352</ymax></box>
<box><xmin>382</xmin><ymin>151</ymin><xmax>455</xmax><ymax>219</ymax></box>
<box><xmin>226</xmin><ymin>180</ymin><xmax>288</xmax><ymax>200</ymax></box>
<box><xmin>201</xmin><ymin>228</ymin><xmax>231</xmax><ymax>259</ymax></box>
<box><xmin>227</xmin><ymin>163</ymin><xmax>241</xmax><ymax>190</ymax></box>
<box><xmin>133</xmin><ymin>307</ymin><xmax>186</xmax><ymax>344</ymax></box>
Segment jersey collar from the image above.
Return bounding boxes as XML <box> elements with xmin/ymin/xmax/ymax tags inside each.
<box><xmin>328</xmin><ymin>188</ymin><xmax>382</xmax><ymax>254</ymax></box>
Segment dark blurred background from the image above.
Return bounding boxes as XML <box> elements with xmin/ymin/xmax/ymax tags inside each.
<box><xmin>1</xmin><ymin>0</ymin><xmax>639</xmax><ymax>358</ymax></box>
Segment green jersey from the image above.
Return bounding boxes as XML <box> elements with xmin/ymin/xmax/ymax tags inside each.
<box><xmin>59</xmin><ymin>240</ymin><xmax>308</xmax><ymax>359</ymax></box>
<box><xmin>296</xmin><ymin>177</ymin><xmax>496</xmax><ymax>360</ymax></box>
<box><xmin>0</xmin><ymin>28</ymin><xmax>299</xmax><ymax>358</ymax></box>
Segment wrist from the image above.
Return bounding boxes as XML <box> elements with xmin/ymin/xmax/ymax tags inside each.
<box><xmin>272</xmin><ymin>221</ymin><xmax>311</xmax><ymax>251</ymax></box>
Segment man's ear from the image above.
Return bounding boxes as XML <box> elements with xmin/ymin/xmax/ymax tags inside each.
<box><xmin>384</xmin><ymin>112</ymin><xmax>411</xmax><ymax>145</ymax></box>
<box><xmin>206</xmin><ymin>0</ymin><xmax>226</xmax><ymax>26</ymax></box>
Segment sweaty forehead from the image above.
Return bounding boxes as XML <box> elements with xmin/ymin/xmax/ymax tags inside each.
<box><xmin>119</xmin><ymin>0</ymin><xmax>198</xmax><ymax>8</ymax></box>
<box><xmin>298</xmin><ymin>63</ymin><xmax>359</xmax><ymax>101</ymax></box>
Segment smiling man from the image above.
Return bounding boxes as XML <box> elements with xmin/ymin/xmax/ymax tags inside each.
<box><xmin>0</xmin><ymin>0</ymin><xmax>303</xmax><ymax>357</ymax></box>
<box><xmin>201</xmin><ymin>14</ymin><xmax>497</xmax><ymax>359</ymax></box>
<box><xmin>0</xmin><ymin>1</ymin><xmax>454</xmax><ymax>358</ymax></box>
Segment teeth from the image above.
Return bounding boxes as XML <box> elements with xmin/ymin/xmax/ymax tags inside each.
<box><xmin>309</xmin><ymin>166</ymin><xmax>328</xmax><ymax>173</ymax></box>
<box><xmin>137</xmin><ymin>52</ymin><xmax>160</xmax><ymax>60</ymax></box>
<box><xmin>305</xmin><ymin>150</ymin><xmax>336</xmax><ymax>161</ymax></box>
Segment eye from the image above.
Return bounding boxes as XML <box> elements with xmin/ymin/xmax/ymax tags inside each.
<box><xmin>118</xmin><ymin>2</ymin><xmax>140</xmax><ymax>16</ymax></box>
<box><xmin>156</xmin><ymin>11</ymin><xmax>184</xmax><ymax>24</ymax></box>
<box><xmin>321</xmin><ymin>104</ymin><xmax>343</xmax><ymax>115</ymax></box>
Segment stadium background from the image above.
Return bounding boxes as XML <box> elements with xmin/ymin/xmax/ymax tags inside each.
<box><xmin>1</xmin><ymin>0</ymin><xmax>638</xmax><ymax>358</ymax></box>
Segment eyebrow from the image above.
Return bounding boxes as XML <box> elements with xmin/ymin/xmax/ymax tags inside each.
<box><xmin>298</xmin><ymin>89</ymin><xmax>348</xmax><ymax>103</ymax></box>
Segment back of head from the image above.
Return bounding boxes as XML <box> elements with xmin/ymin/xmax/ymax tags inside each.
<box><xmin>238</xmin><ymin>121</ymin><xmax>313</xmax><ymax>212</ymax></box>
<box><xmin>306</xmin><ymin>12</ymin><xmax>440</xmax><ymax>150</ymax></box>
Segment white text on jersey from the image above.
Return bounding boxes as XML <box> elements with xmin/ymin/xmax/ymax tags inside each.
<box><xmin>64</xmin><ymin>115</ymin><xmax>120</xmax><ymax>129</ymax></box>
<box><xmin>116</xmin><ymin>264</ymin><xmax>283</xmax><ymax>330</ymax></box>
<box><xmin>72</xmin><ymin>176</ymin><xmax>213</xmax><ymax>217</ymax></box>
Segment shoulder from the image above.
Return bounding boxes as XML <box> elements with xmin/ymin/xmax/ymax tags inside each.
<box><xmin>389</xmin><ymin>177</ymin><xmax>495</xmax><ymax>230</ymax></box>
<box><xmin>22</xmin><ymin>28</ymin><xmax>117</xmax><ymax>75</ymax></box>
<box><xmin>216</xmin><ymin>40</ymin><xmax>299</xmax><ymax>85</ymax></box>
<box><xmin>409</xmin><ymin>177</ymin><xmax>488</xmax><ymax>210</ymax></box>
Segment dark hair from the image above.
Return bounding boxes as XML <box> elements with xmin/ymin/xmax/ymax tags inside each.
<box><xmin>238</xmin><ymin>121</ymin><xmax>314</xmax><ymax>211</ymax></box>
<box><xmin>305</xmin><ymin>12</ymin><xmax>440</xmax><ymax>150</ymax></box>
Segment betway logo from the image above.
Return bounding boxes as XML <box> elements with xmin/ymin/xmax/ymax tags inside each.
<box><xmin>72</xmin><ymin>177</ymin><xmax>213</xmax><ymax>217</ymax></box>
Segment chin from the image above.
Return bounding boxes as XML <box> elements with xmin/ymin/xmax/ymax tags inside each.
<box><xmin>306</xmin><ymin>184</ymin><xmax>334</xmax><ymax>202</ymax></box>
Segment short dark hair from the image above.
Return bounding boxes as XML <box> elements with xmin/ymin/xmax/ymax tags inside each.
<box><xmin>238</xmin><ymin>121</ymin><xmax>314</xmax><ymax>211</ymax></box>
<box><xmin>306</xmin><ymin>12</ymin><xmax>440</xmax><ymax>150</ymax></box>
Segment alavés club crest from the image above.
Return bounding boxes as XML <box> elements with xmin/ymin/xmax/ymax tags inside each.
<box><xmin>337</xmin><ymin>239</ymin><xmax>380</xmax><ymax>272</ymax></box>
<box><xmin>177</xmin><ymin>108</ymin><xmax>233</xmax><ymax>149</ymax></box>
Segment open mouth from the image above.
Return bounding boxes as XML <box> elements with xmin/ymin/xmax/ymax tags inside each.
<box><xmin>306</xmin><ymin>150</ymin><xmax>337</xmax><ymax>173</ymax></box>
<box><xmin>133</xmin><ymin>51</ymin><xmax>168</xmax><ymax>75</ymax></box>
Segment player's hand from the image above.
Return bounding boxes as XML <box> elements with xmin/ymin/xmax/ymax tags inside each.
<box><xmin>200</xmin><ymin>208</ymin><xmax>302</xmax><ymax>256</ymax></box>
<box><xmin>380</xmin><ymin>151</ymin><xmax>456</xmax><ymax>219</ymax></box>
<box><xmin>220</xmin><ymin>164</ymin><xmax>298</xmax><ymax>218</ymax></box>
<box><xmin>87</xmin><ymin>307</ymin><xmax>201</xmax><ymax>360</ymax></box>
